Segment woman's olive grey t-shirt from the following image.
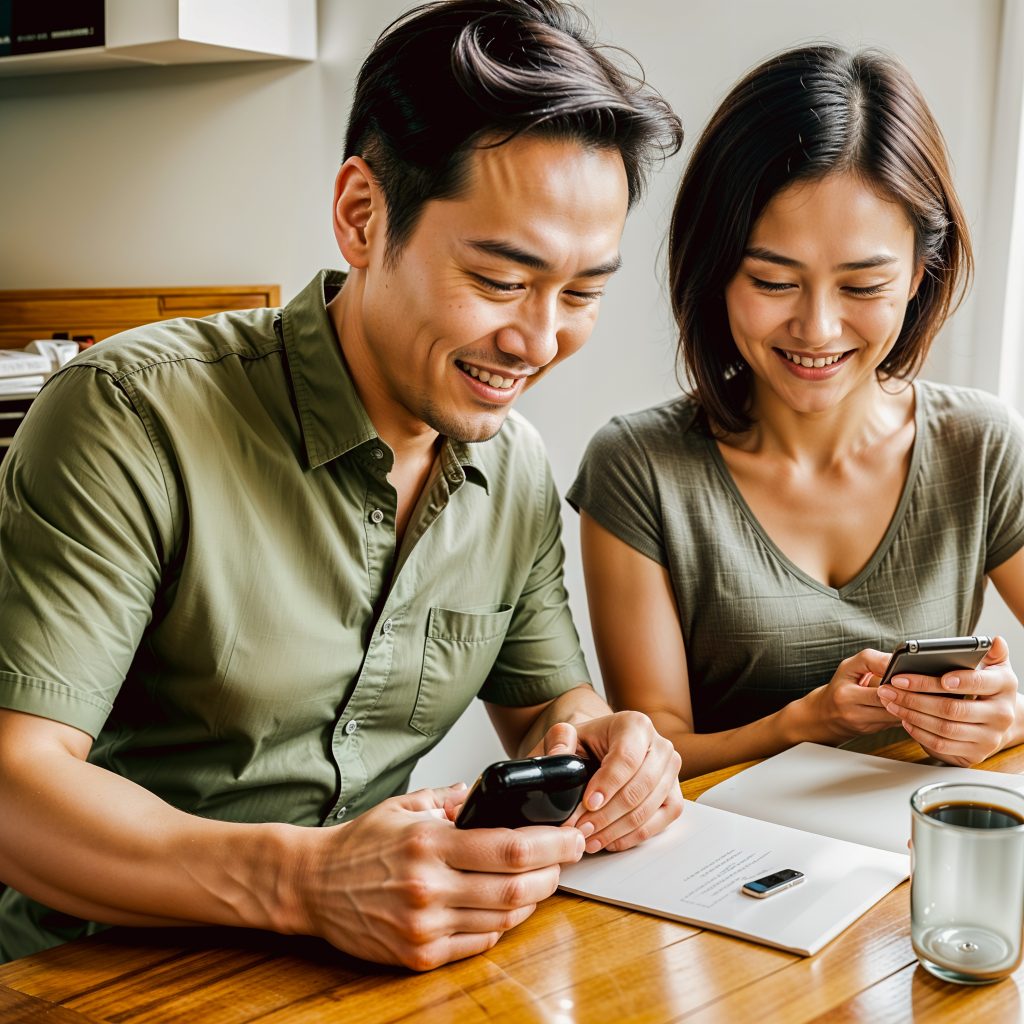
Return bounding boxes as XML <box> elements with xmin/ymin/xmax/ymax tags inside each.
<box><xmin>568</xmin><ymin>381</ymin><xmax>1024</xmax><ymax>733</ymax></box>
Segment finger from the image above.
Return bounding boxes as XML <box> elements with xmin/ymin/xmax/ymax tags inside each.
<box><xmin>576</xmin><ymin>734</ymin><xmax>674</xmax><ymax>837</ymax></box>
<box><xmin>579</xmin><ymin>753</ymin><xmax>679</xmax><ymax>852</ymax></box>
<box><xmin>446</xmin><ymin>824</ymin><xmax>584</xmax><ymax>874</ymax></box>
<box><xmin>445</xmin><ymin>864</ymin><xmax>562</xmax><ymax>911</ymax></box>
<box><xmin>402</xmin><ymin>930</ymin><xmax>504</xmax><ymax>972</ymax></box>
<box><xmin>447</xmin><ymin>903</ymin><xmax>537</xmax><ymax>935</ymax></box>
<box><xmin>898</xmin><ymin>719</ymin><xmax>977</xmax><ymax>764</ymax></box>
<box><xmin>401</xmin><ymin>782</ymin><xmax>470</xmax><ymax>814</ymax></box>
<box><xmin>880</xmin><ymin>691</ymin><xmax>989</xmax><ymax>738</ymax></box>
<box><xmin>543</xmin><ymin>721</ymin><xmax>580</xmax><ymax>756</ymax></box>
<box><xmin>888</xmin><ymin>665</ymin><xmax>1016</xmax><ymax>699</ymax></box>
<box><xmin>844</xmin><ymin>649</ymin><xmax>891</xmax><ymax>681</ymax></box>
<box><xmin>980</xmin><ymin>634</ymin><xmax>1010</xmax><ymax>668</ymax></box>
<box><xmin>602</xmin><ymin>798</ymin><xmax>683</xmax><ymax>854</ymax></box>
<box><xmin>578</xmin><ymin>711</ymin><xmax>658</xmax><ymax>815</ymax></box>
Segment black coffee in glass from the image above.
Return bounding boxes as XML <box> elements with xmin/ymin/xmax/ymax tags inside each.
<box><xmin>924</xmin><ymin>802</ymin><xmax>1024</xmax><ymax>830</ymax></box>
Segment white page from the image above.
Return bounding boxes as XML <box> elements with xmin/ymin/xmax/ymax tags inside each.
<box><xmin>559</xmin><ymin>800</ymin><xmax>908</xmax><ymax>956</ymax></box>
<box><xmin>697</xmin><ymin>743</ymin><xmax>1024</xmax><ymax>855</ymax></box>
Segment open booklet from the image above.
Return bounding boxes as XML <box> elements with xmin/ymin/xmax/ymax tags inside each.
<box><xmin>558</xmin><ymin>743</ymin><xmax>1024</xmax><ymax>956</ymax></box>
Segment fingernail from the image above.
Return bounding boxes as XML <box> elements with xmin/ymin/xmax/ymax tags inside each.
<box><xmin>586</xmin><ymin>792</ymin><xmax>605</xmax><ymax>811</ymax></box>
<box><xmin>585</xmin><ymin>838</ymin><xmax>601</xmax><ymax>854</ymax></box>
<box><xmin>578</xmin><ymin>821</ymin><xmax>595</xmax><ymax>838</ymax></box>
<box><xmin>575</xmin><ymin>833</ymin><xmax>585</xmax><ymax>857</ymax></box>
<box><xmin>878</xmin><ymin>687</ymin><xmax>892</xmax><ymax>700</ymax></box>
<box><xmin>892</xmin><ymin>676</ymin><xmax>910</xmax><ymax>689</ymax></box>
<box><xmin>943</xmin><ymin>676</ymin><xmax>961</xmax><ymax>689</ymax></box>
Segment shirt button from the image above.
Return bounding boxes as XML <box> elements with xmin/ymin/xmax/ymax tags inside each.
<box><xmin>448</xmin><ymin>473</ymin><xmax>460</xmax><ymax>484</ymax></box>
<box><xmin>344</xmin><ymin>719</ymin><xmax>359</xmax><ymax>735</ymax></box>
<box><xmin>370</xmin><ymin>508</ymin><xmax>384</xmax><ymax>524</ymax></box>
<box><xmin>334</xmin><ymin>806</ymin><xmax>347</xmax><ymax>820</ymax></box>
<box><xmin>381</xmin><ymin>618</ymin><xmax>393</xmax><ymax>635</ymax></box>
<box><xmin>370</xmin><ymin>447</ymin><xmax>384</xmax><ymax>460</ymax></box>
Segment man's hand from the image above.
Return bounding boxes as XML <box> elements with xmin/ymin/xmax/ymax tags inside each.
<box><xmin>877</xmin><ymin>635</ymin><xmax>1020</xmax><ymax>767</ymax></box>
<box><xmin>293</xmin><ymin>784</ymin><xmax>585</xmax><ymax>972</ymax></box>
<box><xmin>528</xmin><ymin>711</ymin><xmax>683</xmax><ymax>854</ymax></box>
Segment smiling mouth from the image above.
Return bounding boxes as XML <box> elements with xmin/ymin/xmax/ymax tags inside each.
<box><xmin>455</xmin><ymin>359</ymin><xmax>522</xmax><ymax>391</ymax></box>
<box><xmin>776</xmin><ymin>348</ymin><xmax>855</xmax><ymax>369</ymax></box>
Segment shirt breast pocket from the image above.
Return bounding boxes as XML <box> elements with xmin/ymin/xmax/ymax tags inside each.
<box><xmin>410</xmin><ymin>603</ymin><xmax>514</xmax><ymax>737</ymax></box>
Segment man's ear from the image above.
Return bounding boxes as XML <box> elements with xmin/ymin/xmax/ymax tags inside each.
<box><xmin>332</xmin><ymin>156</ymin><xmax>384</xmax><ymax>269</ymax></box>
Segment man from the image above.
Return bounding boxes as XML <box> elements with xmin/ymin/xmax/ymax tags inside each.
<box><xmin>0</xmin><ymin>0</ymin><xmax>683</xmax><ymax>970</ymax></box>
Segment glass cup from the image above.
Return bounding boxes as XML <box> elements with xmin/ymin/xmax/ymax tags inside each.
<box><xmin>910</xmin><ymin>781</ymin><xmax>1024</xmax><ymax>985</ymax></box>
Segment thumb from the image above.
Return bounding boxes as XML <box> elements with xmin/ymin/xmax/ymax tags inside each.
<box><xmin>981</xmin><ymin>634</ymin><xmax>1010</xmax><ymax>667</ymax></box>
<box><xmin>857</xmin><ymin>648</ymin><xmax>891</xmax><ymax>682</ymax></box>
<box><xmin>400</xmin><ymin>781</ymin><xmax>469</xmax><ymax>813</ymax></box>
<box><xmin>544</xmin><ymin>721</ymin><xmax>579</xmax><ymax>756</ymax></box>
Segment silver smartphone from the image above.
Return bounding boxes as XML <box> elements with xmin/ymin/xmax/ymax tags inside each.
<box><xmin>879</xmin><ymin>635</ymin><xmax>991</xmax><ymax>692</ymax></box>
<box><xmin>741</xmin><ymin>868</ymin><xmax>805</xmax><ymax>898</ymax></box>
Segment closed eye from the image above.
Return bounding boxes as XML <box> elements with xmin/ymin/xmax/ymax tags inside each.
<box><xmin>751</xmin><ymin>277</ymin><xmax>794</xmax><ymax>293</ymax></box>
<box><xmin>565</xmin><ymin>289</ymin><xmax>605</xmax><ymax>304</ymax></box>
<box><xmin>844</xmin><ymin>283</ymin><xmax>888</xmax><ymax>297</ymax></box>
<box><xmin>473</xmin><ymin>274</ymin><xmax>524</xmax><ymax>294</ymax></box>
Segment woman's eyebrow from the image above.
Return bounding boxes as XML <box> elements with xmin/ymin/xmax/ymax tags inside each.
<box><xmin>744</xmin><ymin>246</ymin><xmax>899</xmax><ymax>272</ymax></box>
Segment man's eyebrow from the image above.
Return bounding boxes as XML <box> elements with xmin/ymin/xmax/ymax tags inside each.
<box><xmin>744</xmin><ymin>246</ymin><xmax>899</xmax><ymax>273</ymax></box>
<box><xmin>466</xmin><ymin>239</ymin><xmax>622</xmax><ymax>278</ymax></box>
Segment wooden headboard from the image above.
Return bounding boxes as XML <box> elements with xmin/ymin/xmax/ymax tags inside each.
<box><xmin>0</xmin><ymin>285</ymin><xmax>281</xmax><ymax>350</ymax></box>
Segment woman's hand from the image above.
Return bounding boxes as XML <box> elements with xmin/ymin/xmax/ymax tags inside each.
<box><xmin>793</xmin><ymin>648</ymin><xmax>895</xmax><ymax>743</ymax></box>
<box><xmin>877</xmin><ymin>635</ymin><xmax>1020</xmax><ymax>767</ymax></box>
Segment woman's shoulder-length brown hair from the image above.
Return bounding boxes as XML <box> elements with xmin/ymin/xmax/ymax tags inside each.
<box><xmin>669</xmin><ymin>44</ymin><xmax>973</xmax><ymax>436</ymax></box>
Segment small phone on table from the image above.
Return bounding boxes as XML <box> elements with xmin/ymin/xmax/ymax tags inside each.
<box><xmin>455</xmin><ymin>754</ymin><xmax>596</xmax><ymax>830</ymax></box>
<box><xmin>879</xmin><ymin>635</ymin><xmax>991</xmax><ymax>695</ymax></box>
<box><xmin>741</xmin><ymin>868</ymin><xmax>804</xmax><ymax>898</ymax></box>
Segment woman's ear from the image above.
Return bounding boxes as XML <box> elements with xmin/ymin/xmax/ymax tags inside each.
<box><xmin>332</xmin><ymin>156</ymin><xmax>384</xmax><ymax>269</ymax></box>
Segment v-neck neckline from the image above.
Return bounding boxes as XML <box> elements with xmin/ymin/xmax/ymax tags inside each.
<box><xmin>706</xmin><ymin>383</ymin><xmax>924</xmax><ymax>599</ymax></box>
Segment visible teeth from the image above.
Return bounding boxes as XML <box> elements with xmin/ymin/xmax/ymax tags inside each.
<box><xmin>784</xmin><ymin>350</ymin><xmax>845</xmax><ymax>368</ymax></box>
<box><xmin>457</xmin><ymin>361</ymin><xmax>516</xmax><ymax>389</ymax></box>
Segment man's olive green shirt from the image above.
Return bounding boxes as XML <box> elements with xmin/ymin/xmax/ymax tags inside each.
<box><xmin>0</xmin><ymin>270</ymin><xmax>588</xmax><ymax>960</ymax></box>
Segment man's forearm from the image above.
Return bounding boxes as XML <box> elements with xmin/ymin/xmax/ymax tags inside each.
<box><xmin>514</xmin><ymin>684</ymin><xmax>611</xmax><ymax>757</ymax></box>
<box><xmin>0</xmin><ymin>715</ymin><xmax>310</xmax><ymax>936</ymax></box>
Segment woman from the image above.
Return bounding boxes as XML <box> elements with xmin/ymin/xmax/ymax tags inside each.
<box><xmin>569</xmin><ymin>45</ymin><xmax>1024</xmax><ymax>778</ymax></box>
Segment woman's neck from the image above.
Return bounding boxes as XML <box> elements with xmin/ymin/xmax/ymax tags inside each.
<box><xmin>728</xmin><ymin>379</ymin><xmax>915</xmax><ymax>470</ymax></box>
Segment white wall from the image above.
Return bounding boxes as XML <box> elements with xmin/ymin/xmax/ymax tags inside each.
<box><xmin>1</xmin><ymin>0</ymin><xmax>1018</xmax><ymax>791</ymax></box>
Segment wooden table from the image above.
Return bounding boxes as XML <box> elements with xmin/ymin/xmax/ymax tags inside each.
<box><xmin>2</xmin><ymin>739</ymin><xmax>1023</xmax><ymax>1023</ymax></box>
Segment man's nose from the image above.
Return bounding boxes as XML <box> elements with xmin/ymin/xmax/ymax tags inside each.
<box><xmin>495</xmin><ymin>298</ymin><xmax>560</xmax><ymax>369</ymax></box>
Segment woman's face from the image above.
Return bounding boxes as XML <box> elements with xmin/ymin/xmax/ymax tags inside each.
<box><xmin>723</xmin><ymin>171</ymin><xmax>924</xmax><ymax>418</ymax></box>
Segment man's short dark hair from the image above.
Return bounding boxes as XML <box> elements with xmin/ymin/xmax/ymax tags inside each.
<box><xmin>344</xmin><ymin>0</ymin><xmax>683</xmax><ymax>264</ymax></box>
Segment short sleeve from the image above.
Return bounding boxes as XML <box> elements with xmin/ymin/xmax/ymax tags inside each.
<box><xmin>480</xmin><ymin>460</ymin><xmax>590</xmax><ymax>706</ymax></box>
<box><xmin>985</xmin><ymin>403</ymin><xmax>1024</xmax><ymax>571</ymax></box>
<box><xmin>0</xmin><ymin>367</ymin><xmax>174</xmax><ymax>737</ymax></box>
<box><xmin>567</xmin><ymin>416</ymin><xmax>666</xmax><ymax>566</ymax></box>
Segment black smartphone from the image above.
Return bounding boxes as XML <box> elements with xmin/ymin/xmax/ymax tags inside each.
<box><xmin>879</xmin><ymin>635</ymin><xmax>991</xmax><ymax>693</ymax></box>
<box><xmin>455</xmin><ymin>754</ymin><xmax>596</xmax><ymax>830</ymax></box>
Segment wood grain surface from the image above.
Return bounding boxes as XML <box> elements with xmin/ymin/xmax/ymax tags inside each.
<box><xmin>2</xmin><ymin>739</ymin><xmax>1022</xmax><ymax>1023</ymax></box>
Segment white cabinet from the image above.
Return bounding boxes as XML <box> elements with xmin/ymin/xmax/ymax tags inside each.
<box><xmin>0</xmin><ymin>0</ymin><xmax>316</xmax><ymax>77</ymax></box>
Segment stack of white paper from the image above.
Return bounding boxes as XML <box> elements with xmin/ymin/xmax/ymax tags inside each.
<box><xmin>559</xmin><ymin>743</ymin><xmax>1024</xmax><ymax>956</ymax></box>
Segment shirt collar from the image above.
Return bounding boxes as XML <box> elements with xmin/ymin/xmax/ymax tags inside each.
<box><xmin>281</xmin><ymin>269</ymin><xmax>489</xmax><ymax>490</ymax></box>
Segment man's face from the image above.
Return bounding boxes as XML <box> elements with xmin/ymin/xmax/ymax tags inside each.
<box><xmin>343</xmin><ymin>134</ymin><xmax>629</xmax><ymax>445</ymax></box>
